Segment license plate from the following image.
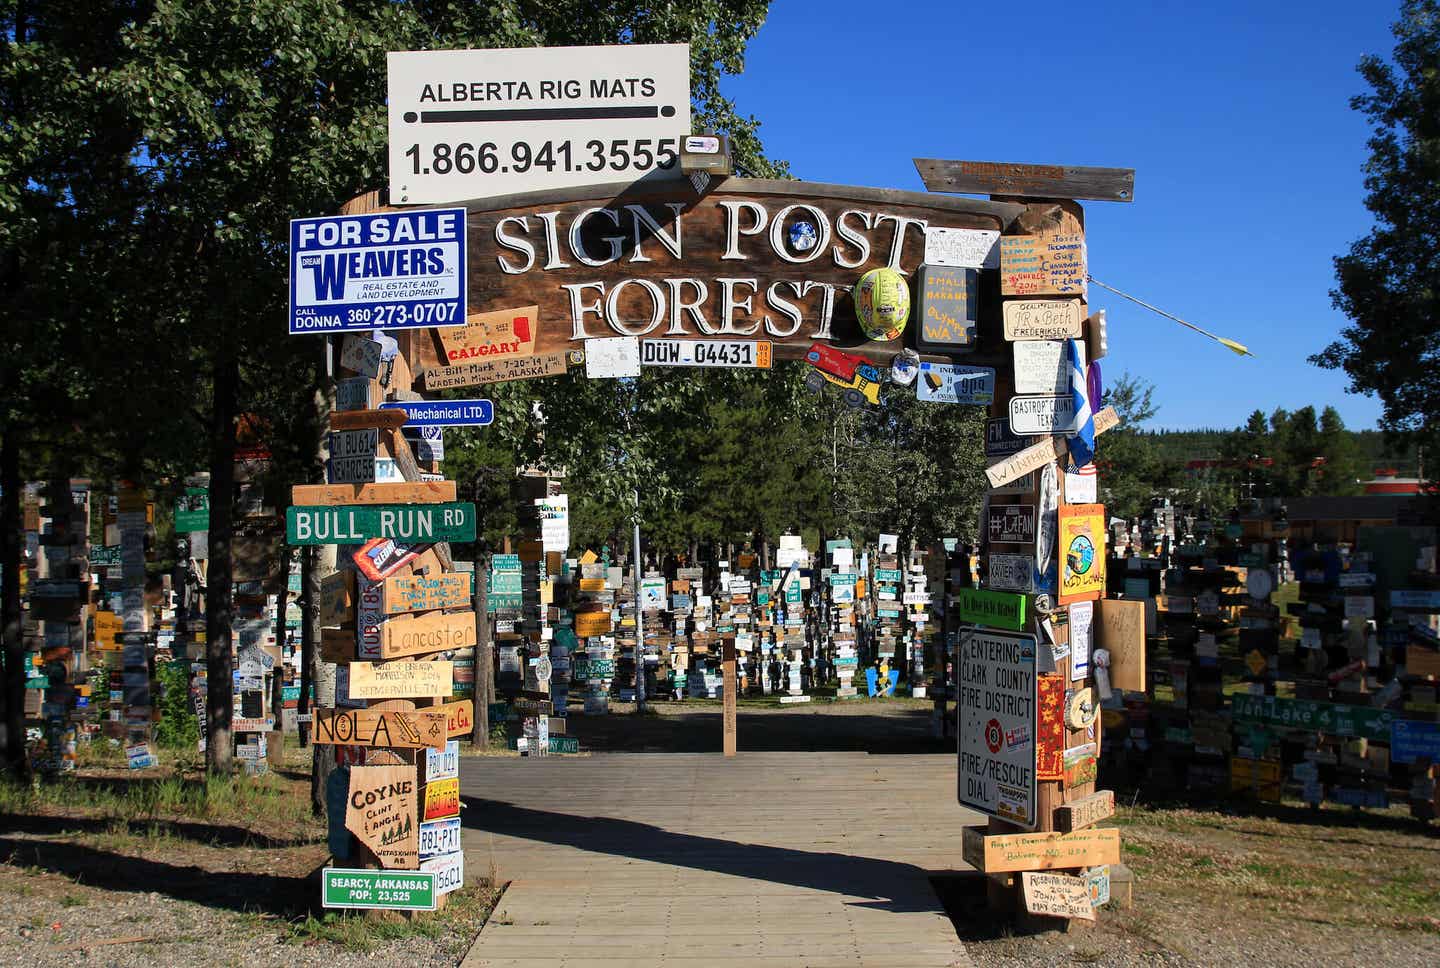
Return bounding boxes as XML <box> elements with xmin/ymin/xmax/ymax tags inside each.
<box><xmin>640</xmin><ymin>339</ymin><xmax>771</xmax><ymax>369</ymax></box>
<box><xmin>418</xmin><ymin>817</ymin><xmax>462</xmax><ymax>859</ymax></box>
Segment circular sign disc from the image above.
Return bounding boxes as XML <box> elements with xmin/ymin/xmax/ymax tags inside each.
<box><xmin>1246</xmin><ymin>568</ymin><xmax>1273</xmax><ymax>601</ymax></box>
<box><xmin>1066</xmin><ymin>687</ymin><xmax>1098</xmax><ymax>729</ymax></box>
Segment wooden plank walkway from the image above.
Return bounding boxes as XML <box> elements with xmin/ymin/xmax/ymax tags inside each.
<box><xmin>459</xmin><ymin>752</ymin><xmax>978</xmax><ymax>968</ymax></box>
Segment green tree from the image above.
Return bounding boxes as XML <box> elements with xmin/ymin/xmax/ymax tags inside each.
<box><xmin>1317</xmin><ymin>405</ymin><xmax>1367</xmax><ymax>494</ymax></box>
<box><xmin>1313</xmin><ymin>0</ymin><xmax>1440</xmax><ymax>474</ymax></box>
<box><xmin>1097</xmin><ymin>373</ymin><xmax>1163</xmax><ymax>520</ymax></box>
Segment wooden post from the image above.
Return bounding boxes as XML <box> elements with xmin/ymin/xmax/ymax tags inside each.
<box><xmin>471</xmin><ymin>554</ymin><xmax>492</xmax><ymax>750</ymax></box>
<box><xmin>722</xmin><ymin>638</ymin><xmax>737</xmax><ymax>756</ymax></box>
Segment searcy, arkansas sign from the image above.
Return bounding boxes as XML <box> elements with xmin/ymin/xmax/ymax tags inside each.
<box><xmin>391</xmin><ymin>179</ymin><xmax>1026</xmax><ymax>367</ymax></box>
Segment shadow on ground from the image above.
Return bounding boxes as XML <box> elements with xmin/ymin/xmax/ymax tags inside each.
<box><xmin>461</xmin><ymin>795</ymin><xmax>961</xmax><ymax>915</ymax></box>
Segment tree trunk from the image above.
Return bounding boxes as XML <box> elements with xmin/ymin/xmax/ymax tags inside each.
<box><xmin>1</xmin><ymin>428</ymin><xmax>26</xmax><ymax>778</ymax></box>
<box><xmin>298</xmin><ymin>545</ymin><xmax>314</xmax><ymax>747</ymax></box>
<box><xmin>271</xmin><ymin>541</ymin><xmax>291</xmax><ymax>744</ymax></box>
<box><xmin>205</xmin><ymin>340</ymin><xmax>237</xmax><ymax>773</ymax></box>
<box><xmin>471</xmin><ymin>554</ymin><xmax>492</xmax><ymax>749</ymax></box>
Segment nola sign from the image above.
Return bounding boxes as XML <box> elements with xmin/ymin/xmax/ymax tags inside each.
<box><xmin>958</xmin><ymin>627</ymin><xmax>1038</xmax><ymax>828</ymax></box>
<box><xmin>289</xmin><ymin>208</ymin><xmax>466</xmax><ymax>334</ymax></box>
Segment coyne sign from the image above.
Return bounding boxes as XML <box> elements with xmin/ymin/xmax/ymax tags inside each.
<box><xmin>289</xmin><ymin>208</ymin><xmax>467</xmax><ymax>334</ymax></box>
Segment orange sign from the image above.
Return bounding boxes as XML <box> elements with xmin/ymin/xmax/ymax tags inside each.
<box><xmin>1058</xmin><ymin>503</ymin><xmax>1106</xmax><ymax>605</ymax></box>
<box><xmin>423</xmin><ymin>776</ymin><xmax>461</xmax><ymax>821</ymax></box>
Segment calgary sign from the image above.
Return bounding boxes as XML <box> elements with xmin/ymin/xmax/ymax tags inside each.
<box><xmin>394</xmin><ymin>179</ymin><xmax>1024</xmax><ymax>369</ymax></box>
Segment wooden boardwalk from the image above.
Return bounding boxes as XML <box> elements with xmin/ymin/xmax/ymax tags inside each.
<box><xmin>459</xmin><ymin>752</ymin><xmax>978</xmax><ymax>968</ymax></box>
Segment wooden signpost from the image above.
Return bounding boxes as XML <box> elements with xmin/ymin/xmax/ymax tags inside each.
<box><xmin>962</xmin><ymin>827</ymin><xmax>1120</xmax><ymax>874</ymax></box>
<box><xmin>378</xmin><ymin>609</ymin><xmax>477</xmax><ymax>659</ymax></box>
<box><xmin>345</xmin><ymin>765</ymin><xmax>419</xmax><ymax>869</ymax></box>
<box><xmin>313</xmin><ymin>708</ymin><xmax>447</xmax><ymax>749</ymax></box>
<box><xmin>347</xmin><ymin>661</ymin><xmax>454</xmax><ymax>699</ymax></box>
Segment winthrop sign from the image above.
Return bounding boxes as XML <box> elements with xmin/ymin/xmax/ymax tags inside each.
<box><xmin>385</xmin><ymin>180</ymin><xmax>1024</xmax><ymax>367</ymax></box>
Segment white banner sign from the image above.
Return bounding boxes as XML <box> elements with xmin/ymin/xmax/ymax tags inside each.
<box><xmin>958</xmin><ymin>628</ymin><xmax>1038</xmax><ymax>827</ymax></box>
<box><xmin>1009</xmin><ymin>394</ymin><xmax>1077</xmax><ymax>435</ymax></box>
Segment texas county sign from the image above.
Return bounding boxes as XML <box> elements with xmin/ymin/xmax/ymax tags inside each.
<box><xmin>372</xmin><ymin>179</ymin><xmax>1025</xmax><ymax>373</ymax></box>
<box><xmin>286</xmin><ymin>502</ymin><xmax>476</xmax><ymax>545</ymax></box>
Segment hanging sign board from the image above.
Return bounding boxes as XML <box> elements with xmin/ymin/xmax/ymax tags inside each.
<box><xmin>1009</xmin><ymin>395</ymin><xmax>1077</xmax><ymax>435</ymax></box>
<box><xmin>987</xmin><ymin>553</ymin><xmax>1035</xmax><ymax>593</ymax></box>
<box><xmin>436</xmin><ymin>305</ymin><xmax>537</xmax><ymax>363</ymax></box>
<box><xmin>958</xmin><ymin>627</ymin><xmax>1038</xmax><ymax>827</ymax></box>
<box><xmin>923</xmin><ymin>227</ymin><xmax>1000</xmax><ymax>268</ymax></box>
<box><xmin>380</xmin><ymin>399</ymin><xmax>493</xmax><ymax>427</ymax></box>
<box><xmin>999</xmin><ymin>234</ymin><xmax>1087</xmax><ymax>296</ymax></box>
<box><xmin>1014</xmin><ymin>340</ymin><xmax>1079</xmax><ymax>395</ymax></box>
<box><xmin>289</xmin><ymin>208</ymin><xmax>466</xmax><ymax>334</ymax></box>
<box><xmin>640</xmin><ymin>338</ymin><xmax>772</xmax><ymax>369</ymax></box>
<box><xmin>917</xmin><ymin>363</ymin><xmax>995</xmax><ymax>404</ymax></box>
<box><xmin>387</xmin><ymin>44</ymin><xmax>692</xmax><ymax>203</ymax></box>
<box><xmin>345</xmin><ymin>765</ymin><xmax>419</xmax><ymax>868</ymax></box>
<box><xmin>346</xmin><ymin>661</ymin><xmax>454</xmax><ymax>699</ymax></box>
<box><xmin>1058</xmin><ymin>504</ymin><xmax>1106</xmax><ymax>604</ymax></box>
<box><xmin>1003</xmin><ymin>299</ymin><xmax>1084</xmax><ymax>340</ymax></box>
<box><xmin>390</xmin><ymin>179</ymin><xmax>1021</xmax><ymax>368</ymax></box>
<box><xmin>987</xmin><ymin>505</ymin><xmax>1036</xmax><ymax>546</ymax></box>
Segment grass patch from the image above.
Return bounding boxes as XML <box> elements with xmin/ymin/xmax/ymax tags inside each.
<box><xmin>282</xmin><ymin>881</ymin><xmax>503</xmax><ymax>952</ymax></box>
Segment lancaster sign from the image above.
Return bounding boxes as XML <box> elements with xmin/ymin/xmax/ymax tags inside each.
<box><xmin>383</xmin><ymin>180</ymin><xmax>1024</xmax><ymax>373</ymax></box>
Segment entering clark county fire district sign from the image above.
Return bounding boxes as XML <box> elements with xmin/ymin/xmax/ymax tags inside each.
<box><xmin>289</xmin><ymin>208</ymin><xmax>467</xmax><ymax>334</ymax></box>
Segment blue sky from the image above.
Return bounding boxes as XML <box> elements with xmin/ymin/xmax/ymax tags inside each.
<box><xmin>723</xmin><ymin>0</ymin><xmax>1400</xmax><ymax>431</ymax></box>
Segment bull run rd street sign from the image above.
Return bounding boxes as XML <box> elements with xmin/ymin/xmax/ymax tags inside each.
<box><xmin>287</xmin><ymin>503</ymin><xmax>477</xmax><ymax>545</ymax></box>
<box><xmin>380</xmin><ymin>399</ymin><xmax>494</xmax><ymax>427</ymax></box>
<box><xmin>386</xmin><ymin>44</ymin><xmax>691</xmax><ymax>203</ymax></box>
<box><xmin>289</xmin><ymin>208</ymin><xmax>466</xmax><ymax>334</ymax></box>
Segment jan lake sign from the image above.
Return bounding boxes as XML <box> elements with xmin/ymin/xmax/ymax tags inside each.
<box><xmin>381</xmin><ymin>399</ymin><xmax>493</xmax><ymax>427</ymax></box>
<box><xmin>289</xmin><ymin>207</ymin><xmax>467</xmax><ymax>334</ymax></box>
<box><xmin>287</xmin><ymin>503</ymin><xmax>477</xmax><ymax>545</ymax></box>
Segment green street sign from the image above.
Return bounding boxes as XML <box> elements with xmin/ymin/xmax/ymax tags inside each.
<box><xmin>322</xmin><ymin>868</ymin><xmax>437</xmax><ymax>911</ymax></box>
<box><xmin>874</xmin><ymin>568</ymin><xmax>902</xmax><ymax>583</ymax></box>
<box><xmin>174</xmin><ymin>487</ymin><xmax>210</xmax><ymax>533</ymax></box>
<box><xmin>1230</xmin><ymin>694</ymin><xmax>1394</xmax><ymax>742</ymax></box>
<box><xmin>286</xmin><ymin>503</ymin><xmax>476</xmax><ymax>545</ymax></box>
<box><xmin>88</xmin><ymin>545</ymin><xmax>123</xmax><ymax>567</ymax></box>
<box><xmin>954</xmin><ymin>587</ymin><xmax>1027</xmax><ymax>631</ymax></box>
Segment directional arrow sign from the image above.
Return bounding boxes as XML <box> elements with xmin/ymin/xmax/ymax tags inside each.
<box><xmin>287</xmin><ymin>502</ymin><xmax>476</xmax><ymax>545</ymax></box>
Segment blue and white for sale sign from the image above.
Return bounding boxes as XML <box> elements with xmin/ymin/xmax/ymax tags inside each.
<box><xmin>289</xmin><ymin>207</ymin><xmax>466</xmax><ymax>334</ymax></box>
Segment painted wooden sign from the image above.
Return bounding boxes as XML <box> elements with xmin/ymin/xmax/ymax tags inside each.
<box><xmin>1058</xmin><ymin>504</ymin><xmax>1106</xmax><ymax>604</ymax></box>
<box><xmin>313</xmin><ymin>708</ymin><xmax>447</xmax><ymax>749</ymax></box>
<box><xmin>372</xmin><ymin>179</ymin><xmax>1023</xmax><ymax>371</ymax></box>
<box><xmin>347</xmin><ymin>661</ymin><xmax>454</xmax><ymax>699</ymax></box>
<box><xmin>1096</xmin><ymin>598</ymin><xmax>1146</xmax><ymax>692</ymax></box>
<box><xmin>380</xmin><ymin>610</ymin><xmax>477</xmax><ymax>659</ymax></box>
<box><xmin>961</xmin><ymin>826</ymin><xmax>1121</xmax><ymax>873</ymax></box>
<box><xmin>913</xmin><ymin>158</ymin><xmax>1136</xmax><ymax>203</ymax></box>
<box><xmin>319</xmin><ymin>570</ymin><xmax>354</xmax><ymax>628</ymax></box>
<box><xmin>1022</xmin><ymin>872</ymin><xmax>1097</xmax><ymax>921</ymax></box>
<box><xmin>345</xmin><ymin>765</ymin><xmax>419</xmax><ymax>869</ymax></box>
<box><xmin>574</xmin><ymin>611</ymin><xmax>612</xmax><ymax>637</ymax></box>
<box><xmin>984</xmin><ymin>406</ymin><xmax>1119</xmax><ymax>487</ymax></box>
<box><xmin>916</xmin><ymin>265</ymin><xmax>978</xmax><ymax>352</ymax></box>
<box><xmin>287</xmin><ymin>503</ymin><xmax>477</xmax><ymax>545</ymax></box>
<box><xmin>1055</xmin><ymin>790</ymin><xmax>1116</xmax><ymax>832</ymax></box>
<box><xmin>987</xmin><ymin>504</ymin><xmax>1035</xmax><ymax>546</ymax></box>
<box><xmin>437</xmin><ymin>304</ymin><xmax>538</xmax><ymax>363</ymax></box>
<box><xmin>424</xmin><ymin>349</ymin><xmax>571</xmax><ymax>390</ymax></box>
<box><xmin>1036</xmin><ymin>673</ymin><xmax>1065</xmax><ymax>780</ymax></box>
<box><xmin>292</xmin><ymin>480</ymin><xmax>457</xmax><ymax>506</ymax></box>
<box><xmin>1003</xmin><ymin>299</ymin><xmax>1084</xmax><ymax>340</ymax></box>
<box><xmin>382</xmin><ymin>572</ymin><xmax>472</xmax><ymax>615</ymax></box>
<box><xmin>1000</xmin><ymin>234</ymin><xmax>1087</xmax><ymax>296</ymax></box>
<box><xmin>330</xmin><ymin>408</ymin><xmax>409</xmax><ymax>431</ymax></box>
<box><xmin>438</xmin><ymin>699</ymin><xmax>474</xmax><ymax>738</ymax></box>
<box><xmin>958</xmin><ymin>628</ymin><xmax>1038</xmax><ymax>827</ymax></box>
<box><xmin>422</xmin><ymin>776</ymin><xmax>461</xmax><ymax>821</ymax></box>
<box><xmin>1009</xmin><ymin>394</ymin><xmax>1077</xmax><ymax>435</ymax></box>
